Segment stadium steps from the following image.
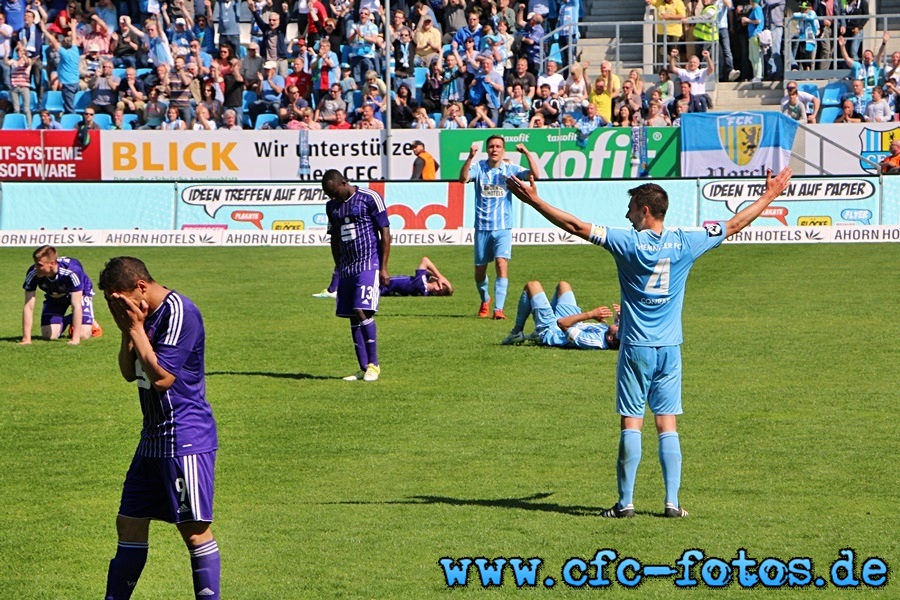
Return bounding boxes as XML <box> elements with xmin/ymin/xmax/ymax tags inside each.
<box><xmin>579</xmin><ymin>0</ymin><xmax>646</xmax><ymax>69</ymax></box>
<box><xmin>713</xmin><ymin>81</ymin><xmax>784</xmax><ymax>113</ymax></box>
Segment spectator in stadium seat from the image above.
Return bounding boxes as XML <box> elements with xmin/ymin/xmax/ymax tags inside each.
<box><xmin>843</xmin><ymin>78</ymin><xmax>871</xmax><ymax>115</ymax></box>
<box><xmin>348</xmin><ymin>8</ymin><xmax>381</xmax><ymax>85</ymax></box>
<box><xmin>110</xmin><ymin>107</ymin><xmax>127</xmax><ymax>129</ymax></box>
<box><xmin>163</xmin><ymin>5</ymin><xmax>196</xmax><ymax>52</ymax></box>
<box><xmin>199</xmin><ymin>81</ymin><xmax>223</xmax><ymax>123</ymax></box>
<box><xmin>249</xmin><ymin>61</ymin><xmax>284</xmax><ymax>126</ymax></box>
<box><xmin>41</xmin><ymin>18</ymin><xmax>82</xmax><ymax>114</ymax></box>
<box><xmin>116</xmin><ymin>66</ymin><xmax>146</xmax><ymax>114</ymax></box>
<box><xmin>309</xmin><ymin>37</ymin><xmax>339</xmax><ymax>107</ymax></box>
<box><xmin>216</xmin><ymin>0</ymin><xmax>242</xmax><ymax>55</ymax></box>
<box><xmin>588</xmin><ymin>75</ymin><xmax>612</xmax><ymax>123</ymax></box>
<box><xmin>577</xmin><ymin>101</ymin><xmax>609</xmax><ymax>143</ymax></box>
<box><xmin>516</xmin><ymin>12</ymin><xmax>544</xmax><ymax>76</ymax></box>
<box><xmin>111</xmin><ymin>16</ymin><xmax>142</xmax><ymax>69</ymax></box>
<box><xmin>781</xmin><ymin>86</ymin><xmax>807</xmax><ymax>122</ymax></box>
<box><xmin>90</xmin><ymin>59</ymin><xmax>120</xmax><ymax>116</ymax></box>
<box><xmin>834</xmin><ymin>98</ymin><xmax>863</xmax><ymax>123</ymax></box>
<box><xmin>81</xmin><ymin>105</ymin><xmax>102</xmax><ymax>129</ymax></box>
<box><xmin>878</xmin><ymin>139</ymin><xmax>900</xmax><ymax>173</ymax></box>
<box><xmin>139</xmin><ymin>86</ymin><xmax>168</xmax><ymax>128</ymax></box>
<box><xmin>328</xmin><ymin>106</ymin><xmax>352</xmax><ymax>129</ymax></box>
<box><xmin>355</xmin><ymin>103</ymin><xmax>385</xmax><ymax>129</ymax></box>
<box><xmin>613</xmin><ymin>104</ymin><xmax>636</xmax><ymax>127</ymax></box>
<box><xmin>36</xmin><ymin>108</ymin><xmax>62</xmax><ymax>129</ymax></box>
<box><xmin>645</xmin><ymin>99</ymin><xmax>670</xmax><ymax>126</ymax></box>
<box><xmin>221</xmin><ymin>108</ymin><xmax>243</xmax><ymax>129</ymax></box>
<box><xmin>884</xmin><ymin>47</ymin><xmax>900</xmax><ymax>84</ymax></box>
<box><xmin>315</xmin><ymin>83</ymin><xmax>346</xmax><ymax>126</ymax></box>
<box><xmin>241</xmin><ymin>42</ymin><xmax>264</xmax><ymax>93</ymax></box>
<box><xmin>249</xmin><ymin>0</ymin><xmax>289</xmax><ymax>75</ymax></box>
<box><xmin>468</xmin><ymin>101</ymin><xmax>497</xmax><ymax>128</ymax></box>
<box><xmin>439</xmin><ymin>101</ymin><xmax>468</xmax><ymax>128</ymax></box>
<box><xmin>501</xmin><ymin>81</ymin><xmax>530</xmax><ymax>128</ymax></box>
<box><xmin>137</xmin><ymin>17</ymin><xmax>173</xmax><ymax>69</ymax></box>
<box><xmin>505</xmin><ymin>56</ymin><xmax>536</xmax><ymax>101</ymax></box>
<box><xmin>537</xmin><ymin>59</ymin><xmax>564</xmax><ymax>97</ymax></box>
<box><xmin>166</xmin><ymin>55</ymin><xmax>195</xmax><ymax>124</ymax></box>
<box><xmin>670</xmin><ymin>99</ymin><xmax>689</xmax><ymax>125</ymax></box>
<box><xmin>161</xmin><ymin>104</ymin><xmax>187</xmax><ymax>129</ymax></box>
<box><xmin>194</xmin><ymin>3</ymin><xmax>217</xmax><ymax>55</ymax></box>
<box><xmin>613</xmin><ymin>78</ymin><xmax>644</xmax><ymax>119</ymax></box>
<box><xmin>562</xmin><ymin>62</ymin><xmax>589</xmax><ymax>113</ymax></box>
<box><xmin>392</xmin><ymin>83</ymin><xmax>417</xmax><ymax>128</ymax></box>
<box><xmin>411</xmin><ymin>106</ymin><xmax>436</xmax><ymax>129</ymax></box>
<box><xmin>839</xmin><ymin>35</ymin><xmax>886</xmax><ymax>93</ymax></box>
<box><xmin>531</xmin><ymin>82</ymin><xmax>561</xmax><ymax>126</ymax></box>
<box><xmin>187</xmin><ymin>39</ymin><xmax>212</xmax><ymax>77</ymax></box>
<box><xmin>393</xmin><ymin>26</ymin><xmax>417</xmax><ymax>92</ymax></box>
<box><xmin>7</xmin><ymin>39</ymin><xmax>34</xmax><ymax>124</ymax></box>
<box><xmin>780</xmin><ymin>81</ymin><xmax>818</xmax><ymax>123</ymax></box>
<box><xmin>598</xmin><ymin>60</ymin><xmax>620</xmax><ymax>96</ymax></box>
<box><xmin>452</xmin><ymin>11</ymin><xmax>483</xmax><ymax>51</ymax></box>
<box><xmin>669</xmin><ymin>48</ymin><xmax>713</xmax><ymax>105</ymax></box>
<box><xmin>865</xmin><ymin>85</ymin><xmax>893</xmax><ymax>122</ymax></box>
<box><xmin>278</xmin><ymin>83</ymin><xmax>308</xmax><ymax>125</ymax></box>
<box><xmin>501</xmin><ymin>281</ymin><xmax>620</xmax><ymax>350</ymax></box>
<box><xmin>192</xmin><ymin>103</ymin><xmax>217</xmax><ymax>129</ymax></box>
<box><xmin>414</xmin><ymin>9</ymin><xmax>441</xmax><ymax>67</ymax></box>
<box><xmin>669</xmin><ymin>80</ymin><xmax>706</xmax><ymax>114</ymax></box>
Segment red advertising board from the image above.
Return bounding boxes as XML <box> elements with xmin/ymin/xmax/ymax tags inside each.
<box><xmin>0</xmin><ymin>130</ymin><xmax>102</xmax><ymax>180</ymax></box>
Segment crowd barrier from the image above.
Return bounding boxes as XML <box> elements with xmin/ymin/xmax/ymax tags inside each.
<box><xmin>3</xmin><ymin>114</ymin><xmax>900</xmax><ymax>182</ymax></box>
<box><xmin>2</xmin><ymin>175</ymin><xmax>899</xmax><ymax>247</ymax></box>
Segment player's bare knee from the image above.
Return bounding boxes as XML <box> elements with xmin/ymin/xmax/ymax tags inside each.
<box><xmin>116</xmin><ymin>515</ymin><xmax>150</xmax><ymax>543</ymax></box>
<box><xmin>177</xmin><ymin>521</ymin><xmax>213</xmax><ymax>547</ymax></box>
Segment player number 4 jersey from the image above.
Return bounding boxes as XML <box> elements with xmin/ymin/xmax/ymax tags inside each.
<box><xmin>590</xmin><ymin>222</ymin><xmax>727</xmax><ymax>347</ymax></box>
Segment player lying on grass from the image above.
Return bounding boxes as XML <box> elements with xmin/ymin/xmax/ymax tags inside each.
<box><xmin>502</xmin><ymin>280</ymin><xmax>620</xmax><ymax>349</ymax></box>
<box><xmin>315</xmin><ymin>257</ymin><xmax>454</xmax><ymax>298</ymax></box>
<box><xmin>21</xmin><ymin>245</ymin><xmax>102</xmax><ymax>345</ymax></box>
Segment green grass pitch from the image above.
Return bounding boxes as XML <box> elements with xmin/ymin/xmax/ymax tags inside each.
<box><xmin>0</xmin><ymin>244</ymin><xmax>897</xmax><ymax>598</ymax></box>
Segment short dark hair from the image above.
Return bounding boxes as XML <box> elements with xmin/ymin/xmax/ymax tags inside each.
<box><xmin>628</xmin><ymin>183</ymin><xmax>669</xmax><ymax>219</ymax></box>
<box><xmin>99</xmin><ymin>257</ymin><xmax>155</xmax><ymax>292</ymax></box>
<box><xmin>322</xmin><ymin>169</ymin><xmax>346</xmax><ymax>187</ymax></box>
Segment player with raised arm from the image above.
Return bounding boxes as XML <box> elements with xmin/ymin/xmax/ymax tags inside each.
<box><xmin>322</xmin><ymin>170</ymin><xmax>391</xmax><ymax>381</ymax></box>
<box><xmin>506</xmin><ymin>167</ymin><xmax>792</xmax><ymax>518</ymax></box>
<box><xmin>21</xmin><ymin>245</ymin><xmax>102</xmax><ymax>345</ymax></box>
<box><xmin>502</xmin><ymin>280</ymin><xmax>621</xmax><ymax>350</ymax></box>
<box><xmin>458</xmin><ymin>135</ymin><xmax>539</xmax><ymax>319</ymax></box>
<box><xmin>99</xmin><ymin>256</ymin><xmax>220</xmax><ymax>599</ymax></box>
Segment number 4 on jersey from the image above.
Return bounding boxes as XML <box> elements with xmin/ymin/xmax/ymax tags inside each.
<box><xmin>644</xmin><ymin>258</ymin><xmax>671</xmax><ymax>294</ymax></box>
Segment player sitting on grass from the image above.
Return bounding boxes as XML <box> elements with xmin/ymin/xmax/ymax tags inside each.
<box><xmin>502</xmin><ymin>280</ymin><xmax>620</xmax><ymax>349</ymax></box>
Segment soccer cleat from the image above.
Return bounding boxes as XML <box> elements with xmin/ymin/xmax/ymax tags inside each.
<box><xmin>501</xmin><ymin>330</ymin><xmax>525</xmax><ymax>345</ymax></box>
<box><xmin>728</xmin><ymin>69</ymin><xmax>741</xmax><ymax>82</ymax></box>
<box><xmin>312</xmin><ymin>289</ymin><xmax>337</xmax><ymax>299</ymax></box>
<box><xmin>600</xmin><ymin>503</ymin><xmax>635</xmax><ymax>518</ymax></box>
<box><xmin>664</xmin><ymin>503</ymin><xmax>689</xmax><ymax>518</ymax></box>
<box><xmin>363</xmin><ymin>363</ymin><xmax>381</xmax><ymax>382</ymax></box>
<box><xmin>492</xmin><ymin>309</ymin><xmax>507</xmax><ymax>320</ymax></box>
<box><xmin>343</xmin><ymin>370</ymin><xmax>365</xmax><ymax>381</ymax></box>
<box><xmin>477</xmin><ymin>302</ymin><xmax>491</xmax><ymax>318</ymax></box>
<box><xmin>524</xmin><ymin>331</ymin><xmax>540</xmax><ymax>341</ymax></box>
<box><xmin>91</xmin><ymin>321</ymin><xmax>103</xmax><ymax>337</ymax></box>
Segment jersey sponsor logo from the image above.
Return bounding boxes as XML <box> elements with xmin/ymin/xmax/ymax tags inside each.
<box><xmin>481</xmin><ymin>184</ymin><xmax>506</xmax><ymax>198</ymax></box>
<box><xmin>704</xmin><ymin>223</ymin><xmax>723</xmax><ymax>237</ymax></box>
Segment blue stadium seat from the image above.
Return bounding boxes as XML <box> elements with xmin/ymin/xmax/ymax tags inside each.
<box><xmin>819</xmin><ymin>106</ymin><xmax>843</xmax><ymax>123</ymax></box>
<box><xmin>237</xmin><ymin>44</ymin><xmax>247</xmax><ymax>58</ymax></box>
<box><xmin>340</xmin><ymin>44</ymin><xmax>350</xmax><ymax>64</ymax></box>
<box><xmin>2</xmin><ymin>113</ymin><xmax>28</xmax><ymax>129</ymax></box>
<box><xmin>136</xmin><ymin>67</ymin><xmax>153</xmax><ymax>79</ymax></box>
<box><xmin>42</xmin><ymin>90</ymin><xmax>65</xmax><ymax>114</ymax></box>
<box><xmin>73</xmin><ymin>90</ymin><xmax>92</xmax><ymax>113</ymax></box>
<box><xmin>821</xmin><ymin>81</ymin><xmax>847</xmax><ymax>107</ymax></box>
<box><xmin>113</xmin><ymin>68</ymin><xmax>126</xmax><ymax>80</ymax></box>
<box><xmin>122</xmin><ymin>113</ymin><xmax>139</xmax><ymax>130</ymax></box>
<box><xmin>254</xmin><ymin>113</ymin><xmax>279</xmax><ymax>129</ymax></box>
<box><xmin>242</xmin><ymin>90</ymin><xmax>257</xmax><ymax>128</ymax></box>
<box><xmin>93</xmin><ymin>113</ymin><xmax>112</xmax><ymax>130</ymax></box>
<box><xmin>31</xmin><ymin>113</ymin><xmax>46</xmax><ymax>129</ymax></box>
<box><xmin>351</xmin><ymin>90</ymin><xmax>363</xmax><ymax>111</ymax></box>
<box><xmin>414</xmin><ymin>66</ymin><xmax>428</xmax><ymax>89</ymax></box>
<box><xmin>59</xmin><ymin>113</ymin><xmax>83</xmax><ymax>129</ymax></box>
<box><xmin>431</xmin><ymin>112</ymin><xmax>442</xmax><ymax>125</ymax></box>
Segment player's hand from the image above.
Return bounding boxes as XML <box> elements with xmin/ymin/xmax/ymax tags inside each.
<box><xmin>379</xmin><ymin>268</ymin><xmax>390</xmax><ymax>288</ymax></box>
<box><xmin>765</xmin><ymin>167</ymin><xmax>792</xmax><ymax>197</ymax></box>
<box><xmin>68</xmin><ymin>338</ymin><xmax>81</xmax><ymax>346</ymax></box>
<box><xmin>515</xmin><ymin>143</ymin><xmax>527</xmax><ymax>154</ymax></box>
<box><xmin>589</xmin><ymin>306</ymin><xmax>613</xmax><ymax>321</ymax></box>
<box><xmin>107</xmin><ymin>293</ymin><xmax>149</xmax><ymax>333</ymax></box>
<box><xmin>468</xmin><ymin>143</ymin><xmax>478</xmax><ymax>158</ymax></box>
<box><xmin>506</xmin><ymin>174</ymin><xmax>538</xmax><ymax>204</ymax></box>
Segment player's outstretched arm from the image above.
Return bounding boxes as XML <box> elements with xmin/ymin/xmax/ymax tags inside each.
<box><xmin>515</xmin><ymin>143</ymin><xmax>540</xmax><ymax>180</ymax></box>
<box><xmin>725</xmin><ymin>167</ymin><xmax>792</xmax><ymax>238</ymax></box>
<box><xmin>20</xmin><ymin>291</ymin><xmax>36</xmax><ymax>344</ymax></box>
<box><xmin>458</xmin><ymin>143</ymin><xmax>477</xmax><ymax>183</ymax></box>
<box><xmin>557</xmin><ymin>306</ymin><xmax>612</xmax><ymax>332</ymax></box>
<box><xmin>507</xmin><ymin>175</ymin><xmax>593</xmax><ymax>240</ymax></box>
<box><xmin>68</xmin><ymin>290</ymin><xmax>84</xmax><ymax>345</ymax></box>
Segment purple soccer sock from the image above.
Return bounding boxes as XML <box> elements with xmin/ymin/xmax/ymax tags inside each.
<box><xmin>351</xmin><ymin>322</ymin><xmax>369</xmax><ymax>370</ymax></box>
<box><xmin>104</xmin><ymin>541</ymin><xmax>149</xmax><ymax>600</ymax></box>
<box><xmin>189</xmin><ymin>539</ymin><xmax>221</xmax><ymax>599</ymax></box>
<box><xmin>360</xmin><ymin>317</ymin><xmax>378</xmax><ymax>366</ymax></box>
<box><xmin>328</xmin><ymin>270</ymin><xmax>339</xmax><ymax>293</ymax></box>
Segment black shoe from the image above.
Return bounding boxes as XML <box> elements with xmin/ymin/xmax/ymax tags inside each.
<box><xmin>600</xmin><ymin>503</ymin><xmax>635</xmax><ymax>518</ymax></box>
<box><xmin>664</xmin><ymin>503</ymin><xmax>688</xmax><ymax>518</ymax></box>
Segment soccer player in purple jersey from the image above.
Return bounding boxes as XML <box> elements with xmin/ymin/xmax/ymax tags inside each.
<box><xmin>20</xmin><ymin>245</ymin><xmax>102</xmax><ymax>345</ymax></box>
<box><xmin>98</xmin><ymin>257</ymin><xmax>220</xmax><ymax>600</ymax></box>
<box><xmin>381</xmin><ymin>256</ymin><xmax>454</xmax><ymax>297</ymax></box>
<box><xmin>322</xmin><ymin>169</ymin><xmax>392</xmax><ymax>382</ymax></box>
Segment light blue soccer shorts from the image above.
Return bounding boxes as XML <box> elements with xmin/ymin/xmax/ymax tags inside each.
<box><xmin>531</xmin><ymin>291</ymin><xmax>580</xmax><ymax>347</ymax></box>
<box><xmin>474</xmin><ymin>229</ymin><xmax>512</xmax><ymax>266</ymax></box>
<box><xmin>616</xmin><ymin>345</ymin><xmax>682</xmax><ymax>417</ymax></box>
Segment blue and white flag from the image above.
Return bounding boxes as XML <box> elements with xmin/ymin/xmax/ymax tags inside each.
<box><xmin>681</xmin><ymin>112</ymin><xmax>799</xmax><ymax>178</ymax></box>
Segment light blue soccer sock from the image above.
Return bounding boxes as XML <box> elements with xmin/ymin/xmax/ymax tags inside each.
<box><xmin>360</xmin><ymin>317</ymin><xmax>378</xmax><ymax>366</ymax></box>
<box><xmin>350</xmin><ymin>322</ymin><xmax>369</xmax><ymax>370</ymax></box>
<box><xmin>105</xmin><ymin>541</ymin><xmax>149</xmax><ymax>600</ymax></box>
<box><xmin>477</xmin><ymin>277</ymin><xmax>490</xmax><ymax>303</ymax></box>
<box><xmin>617</xmin><ymin>429</ymin><xmax>642</xmax><ymax>508</ymax></box>
<box><xmin>513</xmin><ymin>290</ymin><xmax>531</xmax><ymax>333</ymax></box>
<box><xmin>189</xmin><ymin>539</ymin><xmax>221</xmax><ymax>599</ymax></box>
<box><xmin>494</xmin><ymin>278</ymin><xmax>509</xmax><ymax>311</ymax></box>
<box><xmin>658</xmin><ymin>432</ymin><xmax>682</xmax><ymax>507</ymax></box>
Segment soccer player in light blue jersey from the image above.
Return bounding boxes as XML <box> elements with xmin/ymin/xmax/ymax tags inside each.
<box><xmin>507</xmin><ymin>167</ymin><xmax>793</xmax><ymax>518</ymax></box>
<box><xmin>502</xmin><ymin>280</ymin><xmax>621</xmax><ymax>350</ymax></box>
<box><xmin>99</xmin><ymin>256</ymin><xmax>220</xmax><ymax>599</ymax></box>
<box><xmin>459</xmin><ymin>135</ymin><xmax>539</xmax><ymax>319</ymax></box>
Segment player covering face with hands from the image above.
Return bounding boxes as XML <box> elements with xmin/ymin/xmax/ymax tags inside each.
<box><xmin>506</xmin><ymin>168</ymin><xmax>792</xmax><ymax>518</ymax></box>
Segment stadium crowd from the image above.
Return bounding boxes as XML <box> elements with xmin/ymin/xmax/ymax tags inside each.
<box><xmin>0</xmin><ymin>0</ymin><xmax>898</xmax><ymax>130</ymax></box>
